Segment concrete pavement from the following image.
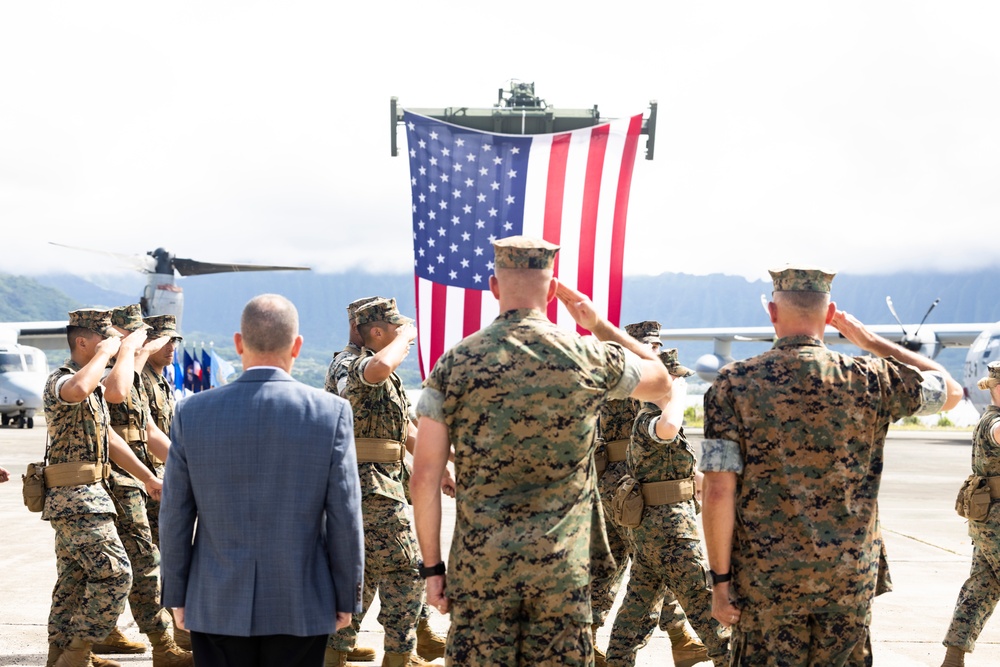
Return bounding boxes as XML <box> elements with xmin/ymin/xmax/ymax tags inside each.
<box><xmin>0</xmin><ymin>423</ymin><xmax>997</xmax><ymax>665</ymax></box>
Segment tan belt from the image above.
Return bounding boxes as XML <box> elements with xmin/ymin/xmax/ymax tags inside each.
<box><xmin>606</xmin><ymin>439</ymin><xmax>629</xmax><ymax>463</ymax></box>
<box><xmin>987</xmin><ymin>477</ymin><xmax>1000</xmax><ymax>499</ymax></box>
<box><xmin>355</xmin><ymin>438</ymin><xmax>405</xmax><ymax>464</ymax></box>
<box><xmin>112</xmin><ymin>425</ymin><xmax>146</xmax><ymax>443</ymax></box>
<box><xmin>44</xmin><ymin>461</ymin><xmax>111</xmax><ymax>488</ymax></box>
<box><xmin>641</xmin><ymin>478</ymin><xmax>696</xmax><ymax>506</ymax></box>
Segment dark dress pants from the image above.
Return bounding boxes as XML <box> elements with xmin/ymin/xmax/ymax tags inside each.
<box><xmin>190</xmin><ymin>631</ymin><xmax>327</xmax><ymax>667</ymax></box>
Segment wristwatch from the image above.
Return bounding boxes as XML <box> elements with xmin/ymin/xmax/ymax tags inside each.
<box><xmin>709</xmin><ymin>569</ymin><xmax>732</xmax><ymax>585</ymax></box>
<box><xmin>417</xmin><ymin>560</ymin><xmax>446</xmax><ymax>579</ymax></box>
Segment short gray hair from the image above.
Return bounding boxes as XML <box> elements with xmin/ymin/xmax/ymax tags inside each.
<box><xmin>773</xmin><ymin>290</ymin><xmax>830</xmax><ymax>315</ymax></box>
<box><xmin>240</xmin><ymin>294</ymin><xmax>298</xmax><ymax>353</ymax></box>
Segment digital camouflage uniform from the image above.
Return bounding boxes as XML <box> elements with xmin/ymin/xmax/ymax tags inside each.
<box><xmin>105</xmin><ymin>307</ymin><xmax>172</xmax><ymax>639</ymax></box>
<box><xmin>593</xmin><ymin>396</ymin><xmax>641</xmax><ymax>624</ymax></box>
<box><xmin>417</xmin><ymin>306</ymin><xmax>643</xmax><ymax>667</ymax></box>
<box><xmin>44</xmin><ymin>354</ymin><xmax>132</xmax><ymax>649</ymax></box>
<box><xmin>140</xmin><ymin>365</ymin><xmax>173</xmax><ymax>545</ymax></box>
<box><xmin>328</xmin><ymin>346</ymin><xmax>422</xmax><ymax>655</ymax></box>
<box><xmin>325</xmin><ymin>342</ymin><xmax>362</xmax><ymax>397</ymax></box>
<box><xmin>606</xmin><ymin>401</ymin><xmax>729</xmax><ymax>666</ymax></box>
<box><xmin>943</xmin><ymin>403</ymin><xmax>1000</xmax><ymax>653</ymax></box>
<box><xmin>702</xmin><ymin>332</ymin><xmax>947</xmax><ymax>665</ymax></box>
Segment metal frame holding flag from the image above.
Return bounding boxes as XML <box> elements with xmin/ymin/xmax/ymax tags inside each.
<box><xmin>404</xmin><ymin>110</ymin><xmax>644</xmax><ymax>379</ymax></box>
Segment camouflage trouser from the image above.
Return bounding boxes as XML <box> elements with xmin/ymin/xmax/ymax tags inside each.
<box><xmin>329</xmin><ymin>494</ymin><xmax>421</xmax><ymax>653</ymax></box>
<box><xmin>110</xmin><ymin>482</ymin><xmax>170</xmax><ymax>634</ymax></box>
<box><xmin>593</xmin><ymin>464</ymin><xmax>687</xmax><ymax>630</ymax></box>
<box><xmin>606</xmin><ymin>509</ymin><xmax>729</xmax><ymax>666</ymax></box>
<box><xmin>446</xmin><ymin>587</ymin><xmax>593</xmax><ymax>667</ymax></box>
<box><xmin>729</xmin><ymin>608</ymin><xmax>871</xmax><ymax>667</ymax></box>
<box><xmin>49</xmin><ymin>513</ymin><xmax>132</xmax><ymax>647</ymax></box>
<box><xmin>944</xmin><ymin>513</ymin><xmax>1000</xmax><ymax>652</ymax></box>
<box><xmin>144</xmin><ymin>464</ymin><xmax>165</xmax><ymax>547</ymax></box>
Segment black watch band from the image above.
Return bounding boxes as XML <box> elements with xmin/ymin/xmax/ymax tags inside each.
<box><xmin>709</xmin><ymin>569</ymin><xmax>732</xmax><ymax>585</ymax></box>
<box><xmin>418</xmin><ymin>560</ymin><xmax>446</xmax><ymax>579</ymax></box>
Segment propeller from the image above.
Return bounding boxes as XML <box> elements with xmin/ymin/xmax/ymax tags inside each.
<box><xmin>50</xmin><ymin>243</ymin><xmax>310</xmax><ymax>276</ymax></box>
<box><xmin>885</xmin><ymin>296</ymin><xmax>940</xmax><ymax>352</ymax></box>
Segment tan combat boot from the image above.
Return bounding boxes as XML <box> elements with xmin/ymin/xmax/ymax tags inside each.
<box><xmin>592</xmin><ymin>624</ymin><xmax>607</xmax><ymax>667</ymax></box>
<box><xmin>941</xmin><ymin>646</ymin><xmax>966</xmax><ymax>667</ymax></box>
<box><xmin>348</xmin><ymin>645</ymin><xmax>377</xmax><ymax>662</ymax></box>
<box><xmin>93</xmin><ymin>627</ymin><xmax>147</xmax><ymax>654</ymax></box>
<box><xmin>53</xmin><ymin>638</ymin><xmax>92</xmax><ymax>667</ymax></box>
<box><xmin>666</xmin><ymin>624</ymin><xmax>710</xmax><ymax>667</ymax></box>
<box><xmin>90</xmin><ymin>655</ymin><xmax>123</xmax><ymax>667</ymax></box>
<box><xmin>381</xmin><ymin>652</ymin><xmax>435</xmax><ymax>667</ymax></box>
<box><xmin>416</xmin><ymin>617</ymin><xmax>446</xmax><ymax>661</ymax></box>
<box><xmin>173</xmin><ymin>626</ymin><xmax>192</xmax><ymax>651</ymax></box>
<box><xmin>324</xmin><ymin>648</ymin><xmax>348</xmax><ymax>667</ymax></box>
<box><xmin>147</xmin><ymin>630</ymin><xmax>194</xmax><ymax>667</ymax></box>
<box><xmin>46</xmin><ymin>644</ymin><xmax>62</xmax><ymax>667</ymax></box>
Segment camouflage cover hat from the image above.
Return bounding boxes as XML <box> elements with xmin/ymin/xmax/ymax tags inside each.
<box><xmin>978</xmin><ymin>361</ymin><xmax>1000</xmax><ymax>390</ymax></box>
<box><xmin>346</xmin><ymin>296</ymin><xmax>381</xmax><ymax>324</ymax></box>
<box><xmin>355</xmin><ymin>297</ymin><xmax>412</xmax><ymax>327</ymax></box>
<box><xmin>769</xmin><ymin>265</ymin><xmax>836</xmax><ymax>293</ymax></box>
<box><xmin>67</xmin><ymin>309</ymin><xmax>120</xmax><ymax>338</ymax></box>
<box><xmin>625</xmin><ymin>320</ymin><xmax>662</xmax><ymax>346</ymax></box>
<box><xmin>492</xmin><ymin>236</ymin><xmax>559</xmax><ymax>270</ymax></box>
<box><xmin>110</xmin><ymin>304</ymin><xmax>150</xmax><ymax>332</ymax></box>
<box><xmin>659</xmin><ymin>348</ymin><xmax>695</xmax><ymax>378</ymax></box>
<box><xmin>143</xmin><ymin>314</ymin><xmax>182</xmax><ymax>340</ymax></box>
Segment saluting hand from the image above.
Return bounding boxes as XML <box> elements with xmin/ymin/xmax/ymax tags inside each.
<box><xmin>119</xmin><ymin>327</ymin><xmax>149</xmax><ymax>354</ymax></box>
<box><xmin>555</xmin><ymin>281</ymin><xmax>600</xmax><ymax>331</ymax></box>
<box><xmin>830</xmin><ymin>310</ymin><xmax>875</xmax><ymax>352</ymax></box>
<box><xmin>142</xmin><ymin>335</ymin><xmax>170</xmax><ymax>355</ymax></box>
<box><xmin>95</xmin><ymin>335</ymin><xmax>123</xmax><ymax>359</ymax></box>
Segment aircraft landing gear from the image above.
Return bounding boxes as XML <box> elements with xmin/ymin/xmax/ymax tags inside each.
<box><xmin>27</xmin><ymin>417</ymin><xmax>34</xmax><ymax>428</ymax></box>
<box><xmin>0</xmin><ymin>414</ymin><xmax>8</xmax><ymax>427</ymax></box>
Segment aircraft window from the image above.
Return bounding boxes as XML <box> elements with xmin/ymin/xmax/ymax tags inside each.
<box><xmin>0</xmin><ymin>353</ymin><xmax>24</xmax><ymax>372</ymax></box>
<box><xmin>25</xmin><ymin>353</ymin><xmax>46</xmax><ymax>373</ymax></box>
<box><xmin>985</xmin><ymin>336</ymin><xmax>1000</xmax><ymax>360</ymax></box>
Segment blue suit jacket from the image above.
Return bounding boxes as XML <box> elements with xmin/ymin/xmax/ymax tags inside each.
<box><xmin>160</xmin><ymin>367</ymin><xmax>364</xmax><ymax>637</ymax></box>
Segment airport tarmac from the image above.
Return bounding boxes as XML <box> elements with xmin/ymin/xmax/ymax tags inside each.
<box><xmin>1</xmin><ymin>422</ymin><xmax>997</xmax><ymax>666</ymax></box>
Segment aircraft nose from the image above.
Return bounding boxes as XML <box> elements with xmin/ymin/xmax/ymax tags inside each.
<box><xmin>4</xmin><ymin>372</ymin><xmax>45</xmax><ymax>410</ymax></box>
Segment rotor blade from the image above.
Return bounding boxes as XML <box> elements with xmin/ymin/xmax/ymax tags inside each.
<box><xmin>171</xmin><ymin>257</ymin><xmax>311</xmax><ymax>276</ymax></box>
<box><xmin>913</xmin><ymin>298</ymin><xmax>941</xmax><ymax>335</ymax></box>
<box><xmin>885</xmin><ymin>296</ymin><xmax>905</xmax><ymax>332</ymax></box>
<box><xmin>49</xmin><ymin>242</ymin><xmax>155</xmax><ymax>273</ymax></box>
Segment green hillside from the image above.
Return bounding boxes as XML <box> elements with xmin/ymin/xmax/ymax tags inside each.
<box><xmin>0</xmin><ymin>274</ymin><xmax>78</xmax><ymax>320</ymax></box>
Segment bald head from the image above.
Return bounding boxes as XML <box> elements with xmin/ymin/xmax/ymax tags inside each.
<box><xmin>240</xmin><ymin>294</ymin><xmax>299</xmax><ymax>354</ymax></box>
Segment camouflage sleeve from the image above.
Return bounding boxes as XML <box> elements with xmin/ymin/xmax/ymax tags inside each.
<box><xmin>911</xmin><ymin>370</ymin><xmax>948</xmax><ymax>417</ymax></box>
<box><xmin>352</xmin><ymin>356</ymin><xmax>383</xmax><ymax>388</ymax></box>
<box><xmin>699</xmin><ymin>438</ymin><xmax>744</xmax><ymax>474</ymax></box>
<box><xmin>606</xmin><ymin>346</ymin><xmax>642</xmax><ymax>401</ymax></box>
<box><xmin>645</xmin><ymin>415</ymin><xmax>678</xmax><ymax>444</ymax></box>
<box><xmin>881</xmin><ymin>357</ymin><xmax>938</xmax><ymax>419</ymax></box>
<box><xmin>415</xmin><ymin>387</ymin><xmax>445</xmax><ymax>422</ymax></box>
<box><xmin>53</xmin><ymin>374</ymin><xmax>82</xmax><ymax>406</ymax></box>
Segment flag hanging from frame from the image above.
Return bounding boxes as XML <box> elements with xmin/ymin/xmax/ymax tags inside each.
<box><xmin>404</xmin><ymin>110</ymin><xmax>643</xmax><ymax>378</ymax></box>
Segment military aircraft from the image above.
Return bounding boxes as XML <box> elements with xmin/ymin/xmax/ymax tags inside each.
<box><xmin>0</xmin><ymin>246</ymin><xmax>309</xmax><ymax>427</ymax></box>
<box><xmin>659</xmin><ymin>296</ymin><xmax>999</xmax><ymax>414</ymax></box>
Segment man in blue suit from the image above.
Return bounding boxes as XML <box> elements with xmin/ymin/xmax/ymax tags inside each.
<box><xmin>160</xmin><ymin>294</ymin><xmax>365</xmax><ymax>667</ymax></box>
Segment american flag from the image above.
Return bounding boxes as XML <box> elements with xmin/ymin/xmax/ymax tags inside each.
<box><xmin>404</xmin><ymin>110</ymin><xmax>643</xmax><ymax>378</ymax></box>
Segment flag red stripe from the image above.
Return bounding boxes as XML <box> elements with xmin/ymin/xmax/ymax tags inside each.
<box><xmin>430</xmin><ymin>281</ymin><xmax>448</xmax><ymax>372</ymax></box>
<box><xmin>607</xmin><ymin>115</ymin><xmax>643</xmax><ymax>326</ymax></box>
<box><xmin>576</xmin><ymin>124</ymin><xmax>609</xmax><ymax>333</ymax></box>
<box><xmin>544</xmin><ymin>134</ymin><xmax>571</xmax><ymax>322</ymax></box>
<box><xmin>463</xmin><ymin>289</ymin><xmax>482</xmax><ymax>337</ymax></box>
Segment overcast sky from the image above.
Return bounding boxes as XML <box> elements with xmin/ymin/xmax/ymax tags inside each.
<box><xmin>2</xmin><ymin>1</ymin><xmax>999</xmax><ymax>282</ymax></box>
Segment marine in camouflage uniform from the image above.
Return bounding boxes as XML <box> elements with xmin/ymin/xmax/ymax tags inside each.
<box><xmin>43</xmin><ymin>309</ymin><xmax>163</xmax><ymax>667</ymax></box>
<box><xmin>138</xmin><ymin>315</ymin><xmax>182</xmax><ymax>547</ymax></box>
<box><xmin>941</xmin><ymin>362</ymin><xmax>1000</xmax><ymax>667</ymax></box>
<box><xmin>592</xmin><ymin>322</ymin><xmax>703</xmax><ymax>667</ymax></box>
<box><xmin>700</xmin><ymin>266</ymin><xmax>958</xmax><ymax>666</ymax></box>
<box><xmin>324</xmin><ymin>296</ymin><xmax>379</xmax><ymax>397</ymax></box>
<box><xmin>327</xmin><ymin>297</ymin><xmax>431</xmax><ymax>667</ymax></box>
<box><xmin>410</xmin><ymin>237</ymin><xmax>671</xmax><ymax>667</ymax></box>
<box><xmin>101</xmin><ymin>305</ymin><xmax>191</xmax><ymax>665</ymax></box>
<box><xmin>606</xmin><ymin>349</ymin><xmax>727</xmax><ymax>666</ymax></box>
